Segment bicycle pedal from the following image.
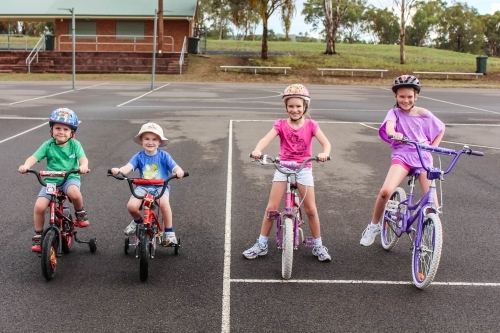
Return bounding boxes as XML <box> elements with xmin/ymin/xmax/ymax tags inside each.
<box><xmin>386</xmin><ymin>200</ymin><xmax>399</xmax><ymax>212</ymax></box>
<box><xmin>267</xmin><ymin>210</ymin><xmax>280</xmax><ymax>220</ymax></box>
<box><xmin>303</xmin><ymin>236</ymin><xmax>315</xmax><ymax>247</ymax></box>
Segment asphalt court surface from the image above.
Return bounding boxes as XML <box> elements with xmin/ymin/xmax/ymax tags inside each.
<box><xmin>0</xmin><ymin>81</ymin><xmax>499</xmax><ymax>332</ymax></box>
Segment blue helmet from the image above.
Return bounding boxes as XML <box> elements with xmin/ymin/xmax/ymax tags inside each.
<box><xmin>49</xmin><ymin>108</ymin><xmax>79</xmax><ymax>132</ymax></box>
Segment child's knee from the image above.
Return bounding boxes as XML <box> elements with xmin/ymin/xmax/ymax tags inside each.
<box><xmin>379</xmin><ymin>187</ymin><xmax>393</xmax><ymax>200</ymax></box>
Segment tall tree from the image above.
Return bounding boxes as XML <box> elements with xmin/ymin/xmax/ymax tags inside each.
<box><xmin>280</xmin><ymin>0</ymin><xmax>296</xmax><ymax>40</ymax></box>
<box><xmin>405</xmin><ymin>0</ymin><xmax>444</xmax><ymax>46</ymax></box>
<box><xmin>323</xmin><ymin>0</ymin><xmax>350</xmax><ymax>54</ymax></box>
<box><xmin>365</xmin><ymin>6</ymin><xmax>400</xmax><ymax>44</ymax></box>
<box><xmin>483</xmin><ymin>11</ymin><xmax>500</xmax><ymax>57</ymax></box>
<box><xmin>340</xmin><ymin>0</ymin><xmax>367</xmax><ymax>43</ymax></box>
<box><xmin>393</xmin><ymin>0</ymin><xmax>419</xmax><ymax>64</ymax></box>
<box><xmin>248</xmin><ymin>0</ymin><xmax>290</xmax><ymax>59</ymax></box>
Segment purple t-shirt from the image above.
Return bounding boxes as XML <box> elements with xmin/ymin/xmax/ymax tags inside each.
<box><xmin>378</xmin><ymin>107</ymin><xmax>445</xmax><ymax>169</ymax></box>
<box><xmin>273</xmin><ymin>118</ymin><xmax>319</xmax><ymax>168</ymax></box>
<box><xmin>128</xmin><ymin>150</ymin><xmax>178</xmax><ymax>189</ymax></box>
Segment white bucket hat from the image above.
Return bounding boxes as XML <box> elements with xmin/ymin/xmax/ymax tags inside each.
<box><xmin>133</xmin><ymin>122</ymin><xmax>169</xmax><ymax>147</ymax></box>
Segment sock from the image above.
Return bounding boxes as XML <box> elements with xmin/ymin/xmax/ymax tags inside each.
<box><xmin>314</xmin><ymin>237</ymin><xmax>322</xmax><ymax>247</ymax></box>
<box><xmin>76</xmin><ymin>207</ymin><xmax>84</xmax><ymax>212</ymax></box>
<box><xmin>165</xmin><ymin>227</ymin><xmax>174</xmax><ymax>233</ymax></box>
<box><xmin>34</xmin><ymin>229</ymin><xmax>43</xmax><ymax>235</ymax></box>
<box><xmin>134</xmin><ymin>217</ymin><xmax>143</xmax><ymax>224</ymax></box>
<box><xmin>258</xmin><ymin>235</ymin><xmax>268</xmax><ymax>246</ymax></box>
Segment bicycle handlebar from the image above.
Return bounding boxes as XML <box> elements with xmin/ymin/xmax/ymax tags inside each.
<box><xmin>26</xmin><ymin>169</ymin><xmax>81</xmax><ymax>187</ymax></box>
<box><xmin>250</xmin><ymin>154</ymin><xmax>330</xmax><ymax>175</ymax></box>
<box><xmin>388</xmin><ymin>135</ymin><xmax>484</xmax><ymax>177</ymax></box>
<box><xmin>107</xmin><ymin>170</ymin><xmax>189</xmax><ymax>200</ymax></box>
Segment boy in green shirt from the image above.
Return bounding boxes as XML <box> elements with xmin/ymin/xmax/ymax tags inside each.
<box><xmin>18</xmin><ymin>108</ymin><xmax>90</xmax><ymax>252</ymax></box>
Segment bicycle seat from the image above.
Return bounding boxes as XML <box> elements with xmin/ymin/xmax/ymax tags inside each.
<box><xmin>408</xmin><ymin>169</ymin><xmax>421</xmax><ymax>177</ymax></box>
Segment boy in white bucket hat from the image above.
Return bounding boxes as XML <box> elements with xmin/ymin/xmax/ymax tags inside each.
<box><xmin>110</xmin><ymin>122</ymin><xmax>185</xmax><ymax>244</ymax></box>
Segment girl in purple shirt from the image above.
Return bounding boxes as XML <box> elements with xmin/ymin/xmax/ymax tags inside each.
<box><xmin>243</xmin><ymin>84</ymin><xmax>333</xmax><ymax>262</ymax></box>
<box><xmin>360</xmin><ymin>75</ymin><xmax>445</xmax><ymax>246</ymax></box>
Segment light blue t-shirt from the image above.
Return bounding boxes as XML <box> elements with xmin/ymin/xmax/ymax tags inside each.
<box><xmin>128</xmin><ymin>150</ymin><xmax>178</xmax><ymax>189</ymax></box>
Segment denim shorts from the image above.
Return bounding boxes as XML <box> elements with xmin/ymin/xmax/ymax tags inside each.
<box><xmin>38</xmin><ymin>179</ymin><xmax>81</xmax><ymax>200</ymax></box>
<box><xmin>131</xmin><ymin>186</ymin><xmax>170</xmax><ymax>199</ymax></box>
<box><xmin>272</xmin><ymin>167</ymin><xmax>314</xmax><ymax>186</ymax></box>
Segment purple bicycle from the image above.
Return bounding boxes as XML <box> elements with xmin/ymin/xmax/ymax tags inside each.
<box><xmin>253</xmin><ymin>155</ymin><xmax>330</xmax><ymax>280</ymax></box>
<box><xmin>381</xmin><ymin>137</ymin><xmax>484</xmax><ymax>289</ymax></box>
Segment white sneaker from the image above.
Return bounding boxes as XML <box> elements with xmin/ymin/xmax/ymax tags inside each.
<box><xmin>124</xmin><ymin>220</ymin><xmax>137</xmax><ymax>235</ymax></box>
<box><xmin>164</xmin><ymin>231</ymin><xmax>178</xmax><ymax>245</ymax></box>
<box><xmin>360</xmin><ymin>223</ymin><xmax>381</xmax><ymax>246</ymax></box>
<box><xmin>312</xmin><ymin>245</ymin><xmax>331</xmax><ymax>261</ymax></box>
<box><xmin>242</xmin><ymin>241</ymin><xmax>268</xmax><ymax>259</ymax></box>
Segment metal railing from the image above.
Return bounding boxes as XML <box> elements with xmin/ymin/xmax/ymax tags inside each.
<box><xmin>57</xmin><ymin>34</ymin><xmax>174</xmax><ymax>52</ymax></box>
<box><xmin>26</xmin><ymin>35</ymin><xmax>46</xmax><ymax>73</ymax></box>
<box><xmin>179</xmin><ymin>36</ymin><xmax>187</xmax><ymax>74</ymax></box>
<box><xmin>0</xmin><ymin>34</ymin><xmax>28</xmax><ymax>50</ymax></box>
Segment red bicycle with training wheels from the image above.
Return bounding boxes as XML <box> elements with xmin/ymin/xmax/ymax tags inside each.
<box><xmin>26</xmin><ymin>169</ymin><xmax>97</xmax><ymax>281</ymax></box>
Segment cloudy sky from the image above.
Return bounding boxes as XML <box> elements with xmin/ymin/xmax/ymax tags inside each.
<box><xmin>265</xmin><ymin>0</ymin><xmax>500</xmax><ymax>36</ymax></box>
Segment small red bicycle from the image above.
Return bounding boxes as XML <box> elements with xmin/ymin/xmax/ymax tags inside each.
<box><xmin>26</xmin><ymin>169</ymin><xmax>97</xmax><ymax>281</ymax></box>
<box><xmin>108</xmin><ymin>170</ymin><xmax>189</xmax><ymax>282</ymax></box>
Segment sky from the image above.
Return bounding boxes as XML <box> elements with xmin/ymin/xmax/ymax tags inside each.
<box><xmin>264</xmin><ymin>0</ymin><xmax>500</xmax><ymax>37</ymax></box>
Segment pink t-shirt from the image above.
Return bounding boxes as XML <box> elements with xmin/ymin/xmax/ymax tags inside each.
<box><xmin>273</xmin><ymin>118</ymin><xmax>319</xmax><ymax>168</ymax></box>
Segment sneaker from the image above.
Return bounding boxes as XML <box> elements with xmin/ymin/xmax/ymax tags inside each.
<box><xmin>74</xmin><ymin>210</ymin><xmax>89</xmax><ymax>228</ymax></box>
<box><xmin>242</xmin><ymin>241</ymin><xmax>268</xmax><ymax>259</ymax></box>
<box><xmin>124</xmin><ymin>220</ymin><xmax>137</xmax><ymax>235</ymax></box>
<box><xmin>360</xmin><ymin>223</ymin><xmax>381</xmax><ymax>246</ymax></box>
<box><xmin>31</xmin><ymin>235</ymin><xmax>42</xmax><ymax>253</ymax></box>
<box><xmin>164</xmin><ymin>231</ymin><xmax>178</xmax><ymax>245</ymax></box>
<box><xmin>312</xmin><ymin>245</ymin><xmax>331</xmax><ymax>261</ymax></box>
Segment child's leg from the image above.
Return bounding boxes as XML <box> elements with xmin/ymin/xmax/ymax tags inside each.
<box><xmin>66</xmin><ymin>184</ymin><xmax>83</xmax><ymax>210</ymax></box>
<box><xmin>260</xmin><ymin>181</ymin><xmax>287</xmax><ymax>237</ymax></box>
<box><xmin>157</xmin><ymin>194</ymin><xmax>172</xmax><ymax>229</ymax></box>
<box><xmin>370</xmin><ymin>164</ymin><xmax>409</xmax><ymax>224</ymax></box>
<box><xmin>126</xmin><ymin>197</ymin><xmax>142</xmax><ymax>220</ymax></box>
<box><xmin>297</xmin><ymin>184</ymin><xmax>320</xmax><ymax>238</ymax></box>
<box><xmin>34</xmin><ymin>197</ymin><xmax>50</xmax><ymax>231</ymax></box>
<box><xmin>418</xmin><ymin>173</ymin><xmax>440</xmax><ymax>210</ymax></box>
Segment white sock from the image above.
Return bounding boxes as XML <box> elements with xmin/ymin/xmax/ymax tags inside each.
<box><xmin>314</xmin><ymin>237</ymin><xmax>322</xmax><ymax>247</ymax></box>
<box><xmin>258</xmin><ymin>235</ymin><xmax>268</xmax><ymax>245</ymax></box>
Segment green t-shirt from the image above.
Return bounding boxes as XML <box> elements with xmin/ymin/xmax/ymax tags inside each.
<box><xmin>33</xmin><ymin>138</ymin><xmax>86</xmax><ymax>183</ymax></box>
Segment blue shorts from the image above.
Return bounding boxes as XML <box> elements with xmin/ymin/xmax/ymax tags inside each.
<box><xmin>272</xmin><ymin>168</ymin><xmax>314</xmax><ymax>186</ymax></box>
<box><xmin>37</xmin><ymin>179</ymin><xmax>81</xmax><ymax>200</ymax></box>
<box><xmin>131</xmin><ymin>186</ymin><xmax>170</xmax><ymax>199</ymax></box>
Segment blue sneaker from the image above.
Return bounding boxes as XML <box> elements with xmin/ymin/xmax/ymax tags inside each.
<box><xmin>242</xmin><ymin>241</ymin><xmax>268</xmax><ymax>259</ymax></box>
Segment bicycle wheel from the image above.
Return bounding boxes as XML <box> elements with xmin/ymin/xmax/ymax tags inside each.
<box><xmin>41</xmin><ymin>229</ymin><xmax>58</xmax><ymax>281</ymax></box>
<box><xmin>139</xmin><ymin>233</ymin><xmax>150</xmax><ymax>282</ymax></box>
<box><xmin>412</xmin><ymin>213</ymin><xmax>443</xmax><ymax>289</ymax></box>
<box><xmin>380</xmin><ymin>187</ymin><xmax>406</xmax><ymax>250</ymax></box>
<box><xmin>281</xmin><ymin>218</ymin><xmax>294</xmax><ymax>280</ymax></box>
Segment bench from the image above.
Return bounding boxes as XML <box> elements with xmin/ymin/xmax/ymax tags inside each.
<box><xmin>413</xmin><ymin>71</ymin><xmax>483</xmax><ymax>79</ymax></box>
<box><xmin>220</xmin><ymin>66</ymin><xmax>291</xmax><ymax>74</ymax></box>
<box><xmin>318</xmin><ymin>68</ymin><xmax>388</xmax><ymax>78</ymax></box>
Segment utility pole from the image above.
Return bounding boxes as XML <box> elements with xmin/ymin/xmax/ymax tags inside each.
<box><xmin>158</xmin><ymin>0</ymin><xmax>163</xmax><ymax>53</ymax></box>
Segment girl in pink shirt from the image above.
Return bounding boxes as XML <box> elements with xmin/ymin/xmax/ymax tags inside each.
<box><xmin>243</xmin><ymin>84</ymin><xmax>332</xmax><ymax>262</ymax></box>
<box><xmin>360</xmin><ymin>75</ymin><xmax>445</xmax><ymax>246</ymax></box>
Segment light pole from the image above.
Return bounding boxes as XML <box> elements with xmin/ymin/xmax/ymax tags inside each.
<box><xmin>59</xmin><ymin>8</ymin><xmax>75</xmax><ymax>90</ymax></box>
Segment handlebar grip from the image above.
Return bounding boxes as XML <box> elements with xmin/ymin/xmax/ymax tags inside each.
<box><xmin>183</xmin><ymin>172</ymin><xmax>189</xmax><ymax>177</ymax></box>
<box><xmin>469</xmin><ymin>150</ymin><xmax>484</xmax><ymax>156</ymax></box>
<box><xmin>326</xmin><ymin>156</ymin><xmax>331</xmax><ymax>161</ymax></box>
<box><xmin>107</xmin><ymin>169</ymin><xmax>112</xmax><ymax>175</ymax></box>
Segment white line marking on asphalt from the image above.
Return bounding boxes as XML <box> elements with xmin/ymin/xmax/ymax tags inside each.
<box><xmin>8</xmin><ymin>82</ymin><xmax>109</xmax><ymax>105</ymax></box>
<box><xmin>221</xmin><ymin>120</ymin><xmax>233</xmax><ymax>333</ymax></box>
<box><xmin>231</xmin><ymin>279</ymin><xmax>500</xmax><ymax>286</ymax></box>
<box><xmin>116</xmin><ymin>83</ymin><xmax>171</xmax><ymax>107</ymax></box>
<box><xmin>0</xmin><ymin>117</ymin><xmax>48</xmax><ymax>120</ymax></box>
<box><xmin>0</xmin><ymin>122</ymin><xmax>47</xmax><ymax>144</ymax></box>
<box><xmin>419</xmin><ymin>96</ymin><xmax>500</xmax><ymax>115</ymax></box>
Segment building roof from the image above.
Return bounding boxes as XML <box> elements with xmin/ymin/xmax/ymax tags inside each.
<box><xmin>0</xmin><ymin>0</ymin><xmax>197</xmax><ymax>19</ymax></box>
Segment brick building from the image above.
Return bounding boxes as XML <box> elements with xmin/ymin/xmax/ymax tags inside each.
<box><xmin>0</xmin><ymin>0</ymin><xmax>198</xmax><ymax>53</ymax></box>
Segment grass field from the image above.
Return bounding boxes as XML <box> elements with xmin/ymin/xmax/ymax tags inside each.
<box><xmin>1</xmin><ymin>38</ymin><xmax>499</xmax><ymax>88</ymax></box>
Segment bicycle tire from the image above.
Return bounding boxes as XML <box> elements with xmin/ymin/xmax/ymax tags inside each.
<box><xmin>281</xmin><ymin>218</ymin><xmax>294</xmax><ymax>280</ymax></box>
<box><xmin>41</xmin><ymin>229</ymin><xmax>58</xmax><ymax>281</ymax></box>
<box><xmin>412</xmin><ymin>213</ymin><xmax>443</xmax><ymax>289</ymax></box>
<box><xmin>380</xmin><ymin>187</ymin><xmax>406</xmax><ymax>250</ymax></box>
<box><xmin>139</xmin><ymin>233</ymin><xmax>150</xmax><ymax>282</ymax></box>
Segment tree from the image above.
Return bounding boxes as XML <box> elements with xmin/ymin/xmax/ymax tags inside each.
<box><xmin>405</xmin><ymin>0</ymin><xmax>444</xmax><ymax>46</ymax></box>
<box><xmin>393</xmin><ymin>0</ymin><xmax>419</xmax><ymax>64</ymax></box>
<box><xmin>323</xmin><ymin>0</ymin><xmax>350</xmax><ymax>54</ymax></box>
<box><xmin>365</xmin><ymin>6</ymin><xmax>400</xmax><ymax>44</ymax></box>
<box><xmin>339</xmin><ymin>0</ymin><xmax>367</xmax><ymax>43</ymax></box>
<box><xmin>248</xmin><ymin>0</ymin><xmax>291</xmax><ymax>59</ymax></box>
<box><xmin>228</xmin><ymin>0</ymin><xmax>260</xmax><ymax>39</ymax></box>
<box><xmin>483</xmin><ymin>11</ymin><xmax>500</xmax><ymax>57</ymax></box>
<box><xmin>280</xmin><ymin>0</ymin><xmax>296</xmax><ymax>40</ymax></box>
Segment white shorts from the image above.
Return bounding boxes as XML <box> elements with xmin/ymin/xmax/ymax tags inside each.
<box><xmin>272</xmin><ymin>168</ymin><xmax>314</xmax><ymax>186</ymax></box>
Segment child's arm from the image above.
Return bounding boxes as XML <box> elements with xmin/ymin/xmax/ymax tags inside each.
<box><xmin>431</xmin><ymin>130</ymin><xmax>445</xmax><ymax>147</ymax></box>
<box><xmin>173</xmin><ymin>165</ymin><xmax>184</xmax><ymax>179</ymax></box>
<box><xmin>79</xmin><ymin>156</ymin><xmax>90</xmax><ymax>174</ymax></box>
<box><xmin>251</xmin><ymin>128</ymin><xmax>278</xmax><ymax>158</ymax></box>
<box><xmin>111</xmin><ymin>164</ymin><xmax>133</xmax><ymax>176</ymax></box>
<box><xmin>18</xmin><ymin>156</ymin><xmax>38</xmax><ymax>174</ymax></box>
<box><xmin>385</xmin><ymin>120</ymin><xmax>403</xmax><ymax>140</ymax></box>
<box><xmin>314</xmin><ymin>128</ymin><xmax>331</xmax><ymax>162</ymax></box>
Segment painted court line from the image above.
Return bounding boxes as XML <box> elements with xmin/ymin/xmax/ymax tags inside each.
<box><xmin>230</xmin><ymin>279</ymin><xmax>500</xmax><ymax>287</ymax></box>
<box><xmin>116</xmin><ymin>83</ymin><xmax>170</xmax><ymax>107</ymax></box>
<box><xmin>0</xmin><ymin>122</ymin><xmax>47</xmax><ymax>144</ymax></box>
<box><xmin>8</xmin><ymin>82</ymin><xmax>109</xmax><ymax>105</ymax></box>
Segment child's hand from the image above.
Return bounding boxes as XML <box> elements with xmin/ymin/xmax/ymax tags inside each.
<box><xmin>317</xmin><ymin>153</ymin><xmax>329</xmax><ymax>162</ymax></box>
<box><xmin>18</xmin><ymin>165</ymin><xmax>29</xmax><ymax>174</ymax></box>
<box><xmin>110</xmin><ymin>168</ymin><xmax>121</xmax><ymax>175</ymax></box>
<box><xmin>251</xmin><ymin>151</ymin><xmax>262</xmax><ymax>159</ymax></box>
<box><xmin>79</xmin><ymin>166</ymin><xmax>90</xmax><ymax>174</ymax></box>
<box><xmin>175</xmin><ymin>168</ymin><xmax>185</xmax><ymax>179</ymax></box>
<box><xmin>391</xmin><ymin>132</ymin><xmax>404</xmax><ymax>141</ymax></box>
